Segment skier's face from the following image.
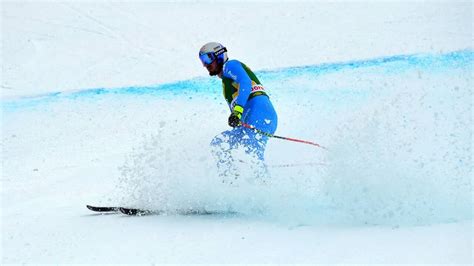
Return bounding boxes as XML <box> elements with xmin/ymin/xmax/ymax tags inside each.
<box><xmin>205</xmin><ymin>60</ymin><xmax>222</xmax><ymax>77</ymax></box>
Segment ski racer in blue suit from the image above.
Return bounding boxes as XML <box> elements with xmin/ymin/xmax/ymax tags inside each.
<box><xmin>198</xmin><ymin>42</ymin><xmax>278</xmax><ymax>182</ymax></box>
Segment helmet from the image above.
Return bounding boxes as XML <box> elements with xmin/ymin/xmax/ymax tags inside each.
<box><xmin>199</xmin><ymin>42</ymin><xmax>228</xmax><ymax>66</ymax></box>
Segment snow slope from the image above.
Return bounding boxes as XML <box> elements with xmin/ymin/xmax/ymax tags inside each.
<box><xmin>2</xmin><ymin>1</ymin><xmax>472</xmax><ymax>97</ymax></box>
<box><xmin>2</xmin><ymin>1</ymin><xmax>473</xmax><ymax>264</ymax></box>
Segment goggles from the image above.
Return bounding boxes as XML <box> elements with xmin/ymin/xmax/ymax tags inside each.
<box><xmin>199</xmin><ymin>47</ymin><xmax>227</xmax><ymax>66</ymax></box>
<box><xmin>199</xmin><ymin>52</ymin><xmax>215</xmax><ymax>66</ymax></box>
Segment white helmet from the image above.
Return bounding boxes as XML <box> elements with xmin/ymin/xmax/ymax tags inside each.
<box><xmin>198</xmin><ymin>42</ymin><xmax>228</xmax><ymax>66</ymax></box>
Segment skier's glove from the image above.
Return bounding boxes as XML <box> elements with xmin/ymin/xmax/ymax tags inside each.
<box><xmin>228</xmin><ymin>105</ymin><xmax>243</xmax><ymax>128</ymax></box>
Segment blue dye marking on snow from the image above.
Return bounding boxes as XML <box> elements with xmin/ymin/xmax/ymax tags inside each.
<box><xmin>2</xmin><ymin>49</ymin><xmax>472</xmax><ymax>112</ymax></box>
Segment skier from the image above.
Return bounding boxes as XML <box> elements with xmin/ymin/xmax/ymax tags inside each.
<box><xmin>198</xmin><ymin>42</ymin><xmax>278</xmax><ymax>182</ymax></box>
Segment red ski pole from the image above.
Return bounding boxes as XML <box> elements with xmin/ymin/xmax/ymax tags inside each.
<box><xmin>241</xmin><ymin>122</ymin><xmax>327</xmax><ymax>150</ymax></box>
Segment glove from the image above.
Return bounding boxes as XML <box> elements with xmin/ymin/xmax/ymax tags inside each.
<box><xmin>228</xmin><ymin>105</ymin><xmax>243</xmax><ymax>127</ymax></box>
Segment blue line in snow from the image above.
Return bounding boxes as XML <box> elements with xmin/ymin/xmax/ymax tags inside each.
<box><xmin>2</xmin><ymin>49</ymin><xmax>472</xmax><ymax>112</ymax></box>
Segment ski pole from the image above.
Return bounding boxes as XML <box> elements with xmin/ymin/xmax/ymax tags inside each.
<box><xmin>241</xmin><ymin>122</ymin><xmax>327</xmax><ymax>150</ymax></box>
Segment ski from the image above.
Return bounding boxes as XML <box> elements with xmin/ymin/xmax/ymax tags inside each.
<box><xmin>117</xmin><ymin>207</ymin><xmax>228</xmax><ymax>216</ymax></box>
<box><xmin>86</xmin><ymin>205</ymin><xmax>156</xmax><ymax>215</ymax></box>
<box><xmin>87</xmin><ymin>205</ymin><xmax>235</xmax><ymax>216</ymax></box>
<box><xmin>86</xmin><ymin>205</ymin><xmax>119</xmax><ymax>212</ymax></box>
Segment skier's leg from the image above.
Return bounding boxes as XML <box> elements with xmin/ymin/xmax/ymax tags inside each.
<box><xmin>210</xmin><ymin>127</ymin><xmax>244</xmax><ymax>183</ymax></box>
<box><xmin>240</xmin><ymin>97</ymin><xmax>278</xmax><ymax>179</ymax></box>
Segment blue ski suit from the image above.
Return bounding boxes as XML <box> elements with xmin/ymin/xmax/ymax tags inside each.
<box><xmin>210</xmin><ymin>59</ymin><xmax>278</xmax><ymax>177</ymax></box>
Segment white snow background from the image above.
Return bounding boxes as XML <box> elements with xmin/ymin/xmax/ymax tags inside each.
<box><xmin>1</xmin><ymin>1</ymin><xmax>473</xmax><ymax>264</ymax></box>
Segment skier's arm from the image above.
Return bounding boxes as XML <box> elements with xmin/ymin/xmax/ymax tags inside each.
<box><xmin>224</xmin><ymin>60</ymin><xmax>252</xmax><ymax>111</ymax></box>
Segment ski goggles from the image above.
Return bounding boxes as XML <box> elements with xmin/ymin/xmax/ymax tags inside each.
<box><xmin>199</xmin><ymin>52</ymin><xmax>216</xmax><ymax>66</ymax></box>
<box><xmin>199</xmin><ymin>47</ymin><xmax>227</xmax><ymax>66</ymax></box>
